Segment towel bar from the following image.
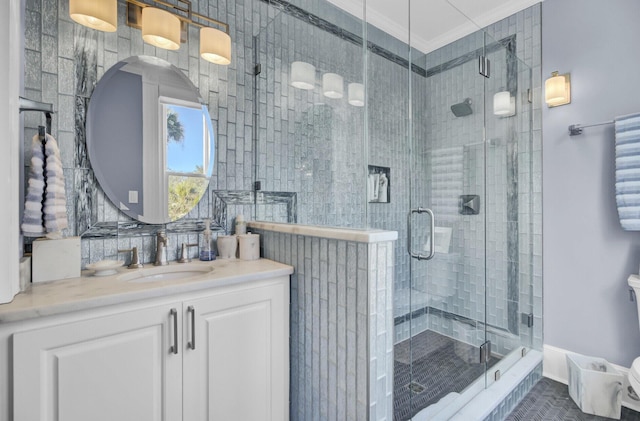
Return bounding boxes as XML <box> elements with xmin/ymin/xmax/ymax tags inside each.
<box><xmin>569</xmin><ymin>120</ymin><xmax>614</xmax><ymax>136</ymax></box>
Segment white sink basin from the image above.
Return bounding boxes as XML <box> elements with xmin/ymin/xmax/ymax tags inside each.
<box><xmin>118</xmin><ymin>264</ymin><xmax>214</xmax><ymax>283</ymax></box>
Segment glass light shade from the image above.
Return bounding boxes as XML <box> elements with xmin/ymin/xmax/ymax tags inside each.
<box><xmin>322</xmin><ymin>73</ymin><xmax>343</xmax><ymax>99</ymax></box>
<box><xmin>291</xmin><ymin>62</ymin><xmax>315</xmax><ymax>90</ymax></box>
<box><xmin>493</xmin><ymin>91</ymin><xmax>515</xmax><ymax>116</ymax></box>
<box><xmin>69</xmin><ymin>0</ymin><xmax>117</xmax><ymax>32</ymax></box>
<box><xmin>141</xmin><ymin>7</ymin><xmax>181</xmax><ymax>51</ymax></box>
<box><xmin>348</xmin><ymin>83</ymin><xmax>365</xmax><ymax>107</ymax></box>
<box><xmin>545</xmin><ymin>72</ymin><xmax>570</xmax><ymax>107</ymax></box>
<box><xmin>200</xmin><ymin>27</ymin><xmax>232</xmax><ymax>65</ymax></box>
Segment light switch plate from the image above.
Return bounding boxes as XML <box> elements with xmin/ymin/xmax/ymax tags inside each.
<box><xmin>129</xmin><ymin>190</ymin><xmax>138</xmax><ymax>203</ymax></box>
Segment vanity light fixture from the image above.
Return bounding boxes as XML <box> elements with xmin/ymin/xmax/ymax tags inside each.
<box><xmin>322</xmin><ymin>73</ymin><xmax>344</xmax><ymax>99</ymax></box>
<box><xmin>545</xmin><ymin>71</ymin><xmax>571</xmax><ymax>107</ymax></box>
<box><xmin>200</xmin><ymin>27</ymin><xmax>231</xmax><ymax>65</ymax></box>
<box><xmin>70</xmin><ymin>0</ymin><xmax>232</xmax><ymax>64</ymax></box>
<box><xmin>348</xmin><ymin>83</ymin><xmax>364</xmax><ymax>107</ymax></box>
<box><xmin>141</xmin><ymin>7</ymin><xmax>181</xmax><ymax>50</ymax></box>
<box><xmin>69</xmin><ymin>0</ymin><xmax>117</xmax><ymax>32</ymax></box>
<box><xmin>290</xmin><ymin>61</ymin><xmax>316</xmax><ymax>90</ymax></box>
<box><xmin>493</xmin><ymin>91</ymin><xmax>515</xmax><ymax>116</ymax></box>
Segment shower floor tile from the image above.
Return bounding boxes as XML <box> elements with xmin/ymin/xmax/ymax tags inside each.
<box><xmin>393</xmin><ymin>329</ymin><xmax>500</xmax><ymax>421</ymax></box>
<box><xmin>506</xmin><ymin>377</ymin><xmax>640</xmax><ymax>421</ymax></box>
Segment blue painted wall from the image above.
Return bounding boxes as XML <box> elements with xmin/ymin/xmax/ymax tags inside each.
<box><xmin>543</xmin><ymin>0</ymin><xmax>640</xmax><ymax>366</ymax></box>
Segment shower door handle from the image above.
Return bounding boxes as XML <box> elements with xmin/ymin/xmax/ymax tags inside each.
<box><xmin>407</xmin><ymin>208</ymin><xmax>435</xmax><ymax>261</ymax></box>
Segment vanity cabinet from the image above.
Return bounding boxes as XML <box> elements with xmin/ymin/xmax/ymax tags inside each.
<box><xmin>183</xmin><ymin>279</ymin><xmax>288</xmax><ymax>420</ymax></box>
<box><xmin>13</xmin><ymin>302</ymin><xmax>183</xmax><ymax>421</ymax></box>
<box><xmin>9</xmin><ymin>275</ymin><xmax>289</xmax><ymax>421</ymax></box>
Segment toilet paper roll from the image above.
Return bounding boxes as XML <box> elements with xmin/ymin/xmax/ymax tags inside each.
<box><xmin>238</xmin><ymin>233</ymin><xmax>260</xmax><ymax>261</ymax></box>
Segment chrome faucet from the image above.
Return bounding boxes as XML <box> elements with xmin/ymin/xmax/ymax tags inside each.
<box><xmin>118</xmin><ymin>246</ymin><xmax>143</xmax><ymax>269</ymax></box>
<box><xmin>154</xmin><ymin>231</ymin><xmax>168</xmax><ymax>266</ymax></box>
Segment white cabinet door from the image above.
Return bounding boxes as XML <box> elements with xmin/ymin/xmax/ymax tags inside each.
<box><xmin>13</xmin><ymin>303</ymin><xmax>183</xmax><ymax>421</ymax></box>
<box><xmin>183</xmin><ymin>277</ymin><xmax>289</xmax><ymax>421</ymax></box>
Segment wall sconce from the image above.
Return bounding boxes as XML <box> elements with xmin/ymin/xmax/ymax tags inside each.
<box><xmin>348</xmin><ymin>83</ymin><xmax>364</xmax><ymax>107</ymax></box>
<box><xmin>290</xmin><ymin>62</ymin><xmax>315</xmax><ymax>90</ymax></box>
<box><xmin>493</xmin><ymin>91</ymin><xmax>515</xmax><ymax>116</ymax></box>
<box><xmin>69</xmin><ymin>0</ymin><xmax>231</xmax><ymax>65</ymax></box>
<box><xmin>322</xmin><ymin>73</ymin><xmax>344</xmax><ymax>99</ymax></box>
<box><xmin>69</xmin><ymin>0</ymin><xmax>117</xmax><ymax>32</ymax></box>
<box><xmin>545</xmin><ymin>71</ymin><xmax>571</xmax><ymax>107</ymax></box>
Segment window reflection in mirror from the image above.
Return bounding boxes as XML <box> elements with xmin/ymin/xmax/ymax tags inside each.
<box><xmin>162</xmin><ymin>102</ymin><xmax>214</xmax><ymax>221</ymax></box>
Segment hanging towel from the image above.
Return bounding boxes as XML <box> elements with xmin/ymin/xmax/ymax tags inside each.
<box><xmin>615</xmin><ymin>113</ymin><xmax>640</xmax><ymax>230</ymax></box>
<box><xmin>21</xmin><ymin>133</ymin><xmax>68</xmax><ymax>237</ymax></box>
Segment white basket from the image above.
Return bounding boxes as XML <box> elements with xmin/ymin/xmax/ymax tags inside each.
<box><xmin>566</xmin><ymin>353</ymin><xmax>623</xmax><ymax>419</ymax></box>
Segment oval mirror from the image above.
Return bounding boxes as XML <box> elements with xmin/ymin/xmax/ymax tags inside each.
<box><xmin>87</xmin><ymin>56</ymin><xmax>215</xmax><ymax>225</ymax></box>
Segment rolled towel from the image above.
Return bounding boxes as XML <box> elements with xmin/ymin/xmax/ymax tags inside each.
<box><xmin>44</xmin><ymin>135</ymin><xmax>61</xmax><ymax>154</ymax></box>
<box><xmin>28</xmin><ymin>178</ymin><xmax>45</xmax><ymax>189</ymax></box>
<box><xmin>21</xmin><ymin>223</ymin><xmax>45</xmax><ymax>236</ymax></box>
<box><xmin>24</xmin><ymin>200</ymin><xmax>43</xmax><ymax>212</ymax></box>
<box><xmin>42</xmin><ymin>133</ymin><xmax>68</xmax><ymax>235</ymax></box>
<box><xmin>30</xmin><ymin>156</ymin><xmax>44</xmax><ymax>173</ymax></box>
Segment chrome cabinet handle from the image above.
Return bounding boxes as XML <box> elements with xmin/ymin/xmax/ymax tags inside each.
<box><xmin>407</xmin><ymin>207</ymin><xmax>435</xmax><ymax>261</ymax></box>
<box><xmin>187</xmin><ymin>306</ymin><xmax>196</xmax><ymax>350</ymax></box>
<box><xmin>169</xmin><ymin>308</ymin><xmax>178</xmax><ymax>354</ymax></box>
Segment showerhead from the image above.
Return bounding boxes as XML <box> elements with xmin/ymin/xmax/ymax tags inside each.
<box><xmin>451</xmin><ymin>98</ymin><xmax>473</xmax><ymax>117</ymax></box>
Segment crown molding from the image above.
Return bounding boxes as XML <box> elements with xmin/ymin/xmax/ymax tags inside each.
<box><xmin>326</xmin><ymin>0</ymin><xmax>541</xmax><ymax>54</ymax></box>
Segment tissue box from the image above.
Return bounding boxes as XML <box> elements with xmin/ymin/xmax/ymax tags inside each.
<box><xmin>32</xmin><ymin>237</ymin><xmax>81</xmax><ymax>283</ymax></box>
<box><xmin>566</xmin><ymin>353</ymin><xmax>623</xmax><ymax>419</ymax></box>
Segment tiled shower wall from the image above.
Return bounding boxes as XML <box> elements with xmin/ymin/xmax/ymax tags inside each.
<box><xmin>254</xmin><ymin>228</ymin><xmax>395</xmax><ymax>421</ymax></box>
<box><xmin>254</xmin><ymin>7</ymin><xmax>367</xmax><ymax>226</ymax></box>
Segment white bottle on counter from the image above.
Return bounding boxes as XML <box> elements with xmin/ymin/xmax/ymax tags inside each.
<box><xmin>235</xmin><ymin>214</ymin><xmax>247</xmax><ymax>235</ymax></box>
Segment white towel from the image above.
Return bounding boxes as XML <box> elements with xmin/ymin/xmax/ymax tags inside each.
<box><xmin>615</xmin><ymin>113</ymin><xmax>640</xmax><ymax>230</ymax></box>
<box><xmin>21</xmin><ymin>133</ymin><xmax>68</xmax><ymax>237</ymax></box>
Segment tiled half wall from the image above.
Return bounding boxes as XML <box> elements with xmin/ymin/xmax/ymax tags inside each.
<box><xmin>251</xmin><ymin>223</ymin><xmax>396</xmax><ymax>421</ymax></box>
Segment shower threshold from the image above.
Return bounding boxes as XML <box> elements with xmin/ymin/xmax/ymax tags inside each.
<box><xmin>393</xmin><ymin>329</ymin><xmax>542</xmax><ymax>420</ymax></box>
<box><xmin>393</xmin><ymin>330</ymin><xmax>501</xmax><ymax>421</ymax></box>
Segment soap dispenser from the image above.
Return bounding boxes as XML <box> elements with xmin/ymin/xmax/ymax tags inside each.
<box><xmin>199</xmin><ymin>219</ymin><xmax>215</xmax><ymax>261</ymax></box>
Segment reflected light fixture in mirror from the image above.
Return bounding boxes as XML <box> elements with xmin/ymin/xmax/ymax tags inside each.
<box><xmin>545</xmin><ymin>71</ymin><xmax>571</xmax><ymax>107</ymax></box>
<box><xmin>291</xmin><ymin>61</ymin><xmax>315</xmax><ymax>90</ymax></box>
<box><xmin>323</xmin><ymin>73</ymin><xmax>343</xmax><ymax>99</ymax></box>
<box><xmin>142</xmin><ymin>7</ymin><xmax>181</xmax><ymax>50</ymax></box>
<box><xmin>69</xmin><ymin>0</ymin><xmax>117</xmax><ymax>32</ymax></box>
<box><xmin>348</xmin><ymin>83</ymin><xmax>364</xmax><ymax>107</ymax></box>
<box><xmin>200</xmin><ymin>27</ymin><xmax>231</xmax><ymax>65</ymax></box>
<box><xmin>493</xmin><ymin>91</ymin><xmax>515</xmax><ymax>116</ymax></box>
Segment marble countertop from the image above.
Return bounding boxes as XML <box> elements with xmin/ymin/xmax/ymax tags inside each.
<box><xmin>0</xmin><ymin>258</ymin><xmax>293</xmax><ymax>323</ymax></box>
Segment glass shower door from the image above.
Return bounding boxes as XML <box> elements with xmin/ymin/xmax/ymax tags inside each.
<box><xmin>405</xmin><ymin>28</ymin><xmax>489</xmax><ymax>419</ymax></box>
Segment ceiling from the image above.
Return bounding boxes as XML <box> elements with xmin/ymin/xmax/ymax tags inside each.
<box><xmin>325</xmin><ymin>0</ymin><xmax>541</xmax><ymax>54</ymax></box>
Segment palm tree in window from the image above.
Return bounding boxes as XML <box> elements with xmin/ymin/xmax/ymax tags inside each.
<box><xmin>167</xmin><ymin>110</ymin><xmax>184</xmax><ymax>144</ymax></box>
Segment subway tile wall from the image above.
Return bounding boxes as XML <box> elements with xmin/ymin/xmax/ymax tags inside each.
<box><xmin>254</xmin><ymin>229</ymin><xmax>395</xmax><ymax>421</ymax></box>
<box><xmin>255</xmin><ymin>8</ymin><xmax>367</xmax><ymax>227</ymax></box>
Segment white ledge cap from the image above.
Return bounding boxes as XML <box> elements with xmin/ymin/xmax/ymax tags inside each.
<box><xmin>248</xmin><ymin>221</ymin><xmax>398</xmax><ymax>243</ymax></box>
